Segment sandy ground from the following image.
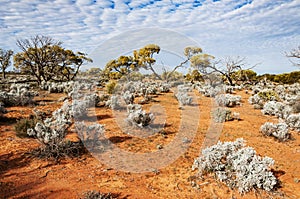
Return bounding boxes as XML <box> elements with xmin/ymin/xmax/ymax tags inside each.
<box><xmin>0</xmin><ymin>89</ymin><xmax>299</xmax><ymax>199</ymax></box>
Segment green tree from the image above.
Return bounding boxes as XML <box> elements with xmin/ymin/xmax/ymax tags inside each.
<box><xmin>185</xmin><ymin>69</ymin><xmax>203</xmax><ymax>82</ymax></box>
<box><xmin>104</xmin><ymin>44</ymin><xmax>160</xmax><ymax>80</ymax></box>
<box><xmin>104</xmin><ymin>55</ymin><xmax>138</xmax><ymax>80</ymax></box>
<box><xmin>0</xmin><ymin>48</ymin><xmax>13</xmax><ymax>79</ymax></box>
<box><xmin>231</xmin><ymin>69</ymin><xmax>257</xmax><ymax>83</ymax></box>
<box><xmin>14</xmin><ymin>35</ymin><xmax>92</xmax><ymax>84</ymax></box>
<box><xmin>134</xmin><ymin>44</ymin><xmax>161</xmax><ymax>80</ymax></box>
<box><xmin>164</xmin><ymin>46</ymin><xmax>202</xmax><ymax>81</ymax></box>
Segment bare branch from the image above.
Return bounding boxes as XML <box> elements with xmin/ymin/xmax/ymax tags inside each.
<box><xmin>286</xmin><ymin>46</ymin><xmax>300</xmax><ymax>67</ymax></box>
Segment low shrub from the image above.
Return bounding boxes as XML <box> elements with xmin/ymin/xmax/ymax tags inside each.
<box><xmin>15</xmin><ymin>117</ymin><xmax>39</xmax><ymax>138</ymax></box>
<box><xmin>257</xmin><ymin>89</ymin><xmax>280</xmax><ymax>102</ymax></box>
<box><xmin>105</xmin><ymin>95</ymin><xmax>122</xmax><ymax>110</ymax></box>
<box><xmin>81</xmin><ymin>190</ymin><xmax>115</xmax><ymax>199</ymax></box>
<box><xmin>212</xmin><ymin>107</ymin><xmax>233</xmax><ymax>123</ymax></box>
<box><xmin>261</xmin><ymin>101</ymin><xmax>292</xmax><ymax>119</ymax></box>
<box><xmin>215</xmin><ymin>94</ymin><xmax>241</xmax><ymax>107</ymax></box>
<box><xmin>75</xmin><ymin>121</ymin><xmax>105</xmax><ymax>146</ymax></box>
<box><xmin>260</xmin><ymin>122</ymin><xmax>291</xmax><ymax>141</ymax></box>
<box><xmin>122</xmin><ymin>91</ymin><xmax>134</xmax><ymax>104</ymax></box>
<box><xmin>106</xmin><ymin>81</ymin><xmax>117</xmax><ymax>94</ymax></box>
<box><xmin>175</xmin><ymin>85</ymin><xmax>193</xmax><ymax>106</ymax></box>
<box><xmin>126</xmin><ymin>104</ymin><xmax>154</xmax><ymax>127</ymax></box>
<box><xmin>192</xmin><ymin>138</ymin><xmax>278</xmax><ymax>194</ymax></box>
<box><xmin>31</xmin><ymin>140</ymin><xmax>86</xmax><ymax>161</ymax></box>
<box><xmin>26</xmin><ymin>100</ymin><xmax>78</xmax><ymax>160</ymax></box>
<box><xmin>285</xmin><ymin>113</ymin><xmax>300</xmax><ymax>132</ymax></box>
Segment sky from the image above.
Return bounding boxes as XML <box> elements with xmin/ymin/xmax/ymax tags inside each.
<box><xmin>0</xmin><ymin>0</ymin><xmax>299</xmax><ymax>74</ymax></box>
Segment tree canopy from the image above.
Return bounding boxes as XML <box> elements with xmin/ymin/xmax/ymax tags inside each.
<box><xmin>104</xmin><ymin>44</ymin><xmax>161</xmax><ymax>80</ymax></box>
<box><xmin>0</xmin><ymin>48</ymin><xmax>13</xmax><ymax>78</ymax></box>
<box><xmin>14</xmin><ymin>35</ymin><xmax>92</xmax><ymax>84</ymax></box>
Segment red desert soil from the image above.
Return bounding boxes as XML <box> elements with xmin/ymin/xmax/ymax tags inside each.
<box><xmin>0</xmin><ymin>90</ymin><xmax>300</xmax><ymax>199</ymax></box>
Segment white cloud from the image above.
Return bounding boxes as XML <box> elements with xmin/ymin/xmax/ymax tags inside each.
<box><xmin>0</xmin><ymin>0</ymin><xmax>299</xmax><ymax>74</ymax></box>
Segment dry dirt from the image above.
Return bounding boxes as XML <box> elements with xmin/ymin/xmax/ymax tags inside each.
<box><xmin>0</xmin><ymin>89</ymin><xmax>300</xmax><ymax>199</ymax></box>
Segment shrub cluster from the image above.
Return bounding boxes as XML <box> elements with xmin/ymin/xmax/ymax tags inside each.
<box><xmin>105</xmin><ymin>95</ymin><xmax>122</xmax><ymax>110</ymax></box>
<box><xmin>260</xmin><ymin>122</ymin><xmax>291</xmax><ymax>141</ymax></box>
<box><xmin>175</xmin><ymin>85</ymin><xmax>193</xmax><ymax>106</ymax></box>
<box><xmin>215</xmin><ymin>94</ymin><xmax>241</xmax><ymax>107</ymax></box>
<box><xmin>192</xmin><ymin>138</ymin><xmax>278</xmax><ymax>194</ymax></box>
<box><xmin>126</xmin><ymin>104</ymin><xmax>154</xmax><ymax>128</ymax></box>
<box><xmin>0</xmin><ymin>83</ymin><xmax>35</xmax><ymax>106</ymax></box>
<box><xmin>26</xmin><ymin>100</ymin><xmax>90</xmax><ymax>160</ymax></box>
<box><xmin>261</xmin><ymin>101</ymin><xmax>292</xmax><ymax>119</ymax></box>
<box><xmin>212</xmin><ymin>107</ymin><xmax>233</xmax><ymax>123</ymax></box>
<box><xmin>81</xmin><ymin>190</ymin><xmax>115</xmax><ymax>199</ymax></box>
<box><xmin>40</xmin><ymin>81</ymin><xmax>74</xmax><ymax>94</ymax></box>
<box><xmin>75</xmin><ymin>121</ymin><xmax>105</xmax><ymax>141</ymax></box>
<box><xmin>285</xmin><ymin>113</ymin><xmax>300</xmax><ymax>132</ymax></box>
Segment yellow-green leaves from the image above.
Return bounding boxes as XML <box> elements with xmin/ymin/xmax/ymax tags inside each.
<box><xmin>14</xmin><ymin>35</ymin><xmax>92</xmax><ymax>83</ymax></box>
<box><xmin>190</xmin><ymin>54</ymin><xmax>215</xmax><ymax>68</ymax></box>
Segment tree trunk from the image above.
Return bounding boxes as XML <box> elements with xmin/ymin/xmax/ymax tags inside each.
<box><xmin>226</xmin><ymin>75</ymin><xmax>234</xmax><ymax>86</ymax></box>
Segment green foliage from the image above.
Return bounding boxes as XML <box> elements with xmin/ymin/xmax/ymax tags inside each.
<box><xmin>190</xmin><ymin>54</ymin><xmax>215</xmax><ymax>70</ymax></box>
<box><xmin>185</xmin><ymin>69</ymin><xmax>203</xmax><ymax>82</ymax></box>
<box><xmin>257</xmin><ymin>90</ymin><xmax>280</xmax><ymax>101</ymax></box>
<box><xmin>274</xmin><ymin>71</ymin><xmax>300</xmax><ymax>84</ymax></box>
<box><xmin>184</xmin><ymin>46</ymin><xmax>202</xmax><ymax>58</ymax></box>
<box><xmin>14</xmin><ymin>35</ymin><xmax>92</xmax><ymax>84</ymax></box>
<box><xmin>15</xmin><ymin>117</ymin><xmax>39</xmax><ymax>138</ymax></box>
<box><xmin>231</xmin><ymin>69</ymin><xmax>257</xmax><ymax>82</ymax></box>
<box><xmin>104</xmin><ymin>44</ymin><xmax>161</xmax><ymax>80</ymax></box>
<box><xmin>0</xmin><ymin>48</ymin><xmax>13</xmax><ymax>79</ymax></box>
<box><xmin>258</xmin><ymin>71</ymin><xmax>300</xmax><ymax>84</ymax></box>
<box><xmin>106</xmin><ymin>81</ymin><xmax>117</xmax><ymax>94</ymax></box>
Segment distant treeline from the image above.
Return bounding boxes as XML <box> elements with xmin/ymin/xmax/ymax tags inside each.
<box><xmin>257</xmin><ymin>71</ymin><xmax>300</xmax><ymax>84</ymax></box>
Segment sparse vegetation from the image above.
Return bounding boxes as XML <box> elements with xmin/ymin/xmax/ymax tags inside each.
<box><xmin>212</xmin><ymin>107</ymin><xmax>233</xmax><ymax>123</ymax></box>
<box><xmin>15</xmin><ymin>117</ymin><xmax>39</xmax><ymax>138</ymax></box>
<box><xmin>192</xmin><ymin>138</ymin><xmax>278</xmax><ymax>194</ymax></box>
<box><xmin>1</xmin><ymin>40</ymin><xmax>300</xmax><ymax>198</ymax></box>
<box><xmin>81</xmin><ymin>190</ymin><xmax>116</xmax><ymax>199</ymax></box>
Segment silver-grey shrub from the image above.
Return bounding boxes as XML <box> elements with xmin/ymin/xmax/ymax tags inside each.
<box><xmin>105</xmin><ymin>95</ymin><xmax>122</xmax><ymax>110</ymax></box>
<box><xmin>126</xmin><ymin>104</ymin><xmax>154</xmax><ymax>128</ymax></box>
<box><xmin>75</xmin><ymin>121</ymin><xmax>105</xmax><ymax>143</ymax></box>
<box><xmin>0</xmin><ymin>83</ymin><xmax>35</xmax><ymax>106</ymax></box>
<box><xmin>260</xmin><ymin>122</ymin><xmax>290</xmax><ymax>141</ymax></box>
<box><xmin>215</xmin><ymin>94</ymin><xmax>241</xmax><ymax>107</ymax></box>
<box><xmin>158</xmin><ymin>83</ymin><xmax>170</xmax><ymax>93</ymax></box>
<box><xmin>285</xmin><ymin>113</ymin><xmax>300</xmax><ymax>132</ymax></box>
<box><xmin>27</xmin><ymin>100</ymin><xmax>72</xmax><ymax>144</ymax></box>
<box><xmin>212</xmin><ymin>107</ymin><xmax>233</xmax><ymax>123</ymax></box>
<box><xmin>261</xmin><ymin>101</ymin><xmax>292</xmax><ymax>119</ymax></box>
<box><xmin>122</xmin><ymin>91</ymin><xmax>134</xmax><ymax>105</ymax></box>
<box><xmin>175</xmin><ymin>85</ymin><xmax>193</xmax><ymax>106</ymax></box>
<box><xmin>71</xmin><ymin>100</ymin><xmax>89</xmax><ymax>118</ymax></box>
<box><xmin>192</xmin><ymin>138</ymin><xmax>277</xmax><ymax>194</ymax></box>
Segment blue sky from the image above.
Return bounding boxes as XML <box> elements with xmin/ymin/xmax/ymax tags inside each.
<box><xmin>0</xmin><ymin>0</ymin><xmax>299</xmax><ymax>74</ymax></box>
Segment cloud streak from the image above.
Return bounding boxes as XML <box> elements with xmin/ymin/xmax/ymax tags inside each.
<box><xmin>0</xmin><ymin>0</ymin><xmax>299</xmax><ymax>74</ymax></box>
